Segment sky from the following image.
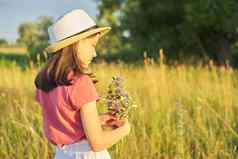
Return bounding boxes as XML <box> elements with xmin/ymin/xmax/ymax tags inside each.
<box><xmin>0</xmin><ymin>0</ymin><xmax>98</xmax><ymax>43</ymax></box>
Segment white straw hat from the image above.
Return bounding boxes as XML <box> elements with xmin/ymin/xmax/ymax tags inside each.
<box><xmin>45</xmin><ymin>9</ymin><xmax>111</xmax><ymax>53</ymax></box>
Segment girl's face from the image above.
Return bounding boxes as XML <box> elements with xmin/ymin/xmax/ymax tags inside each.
<box><xmin>75</xmin><ymin>33</ymin><xmax>100</xmax><ymax>68</ymax></box>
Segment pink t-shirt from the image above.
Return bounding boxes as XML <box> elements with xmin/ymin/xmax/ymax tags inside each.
<box><xmin>35</xmin><ymin>73</ymin><xmax>100</xmax><ymax>147</ymax></box>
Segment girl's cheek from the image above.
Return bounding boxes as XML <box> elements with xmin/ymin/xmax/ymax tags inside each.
<box><xmin>81</xmin><ymin>55</ymin><xmax>89</xmax><ymax>64</ymax></box>
<box><xmin>87</xmin><ymin>48</ymin><xmax>94</xmax><ymax>59</ymax></box>
<box><xmin>76</xmin><ymin>44</ymin><xmax>94</xmax><ymax>66</ymax></box>
<box><xmin>80</xmin><ymin>52</ymin><xmax>92</xmax><ymax>64</ymax></box>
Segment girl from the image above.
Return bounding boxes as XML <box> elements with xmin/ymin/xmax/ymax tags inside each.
<box><xmin>34</xmin><ymin>9</ymin><xmax>131</xmax><ymax>159</ymax></box>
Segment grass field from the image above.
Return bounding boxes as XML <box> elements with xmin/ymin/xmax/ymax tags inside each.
<box><xmin>1</xmin><ymin>58</ymin><xmax>238</xmax><ymax>159</ymax></box>
<box><xmin>0</xmin><ymin>46</ymin><xmax>27</xmax><ymax>54</ymax></box>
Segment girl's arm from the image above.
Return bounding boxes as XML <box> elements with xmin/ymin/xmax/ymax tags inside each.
<box><xmin>80</xmin><ymin>101</ymin><xmax>131</xmax><ymax>152</ymax></box>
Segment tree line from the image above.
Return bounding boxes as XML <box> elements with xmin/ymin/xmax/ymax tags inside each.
<box><xmin>11</xmin><ymin>0</ymin><xmax>238</xmax><ymax>66</ymax></box>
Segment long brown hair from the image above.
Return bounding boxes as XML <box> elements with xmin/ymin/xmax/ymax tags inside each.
<box><xmin>34</xmin><ymin>42</ymin><xmax>98</xmax><ymax>92</ymax></box>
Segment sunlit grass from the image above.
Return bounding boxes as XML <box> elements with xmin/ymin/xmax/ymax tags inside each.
<box><xmin>1</xmin><ymin>60</ymin><xmax>238</xmax><ymax>159</ymax></box>
<box><xmin>0</xmin><ymin>47</ymin><xmax>27</xmax><ymax>54</ymax></box>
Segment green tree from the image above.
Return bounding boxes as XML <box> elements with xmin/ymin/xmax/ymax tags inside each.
<box><xmin>97</xmin><ymin>0</ymin><xmax>238</xmax><ymax>65</ymax></box>
<box><xmin>17</xmin><ymin>16</ymin><xmax>53</xmax><ymax>62</ymax></box>
<box><xmin>96</xmin><ymin>0</ymin><xmax>131</xmax><ymax>55</ymax></box>
<box><xmin>0</xmin><ymin>38</ymin><xmax>8</xmax><ymax>46</ymax></box>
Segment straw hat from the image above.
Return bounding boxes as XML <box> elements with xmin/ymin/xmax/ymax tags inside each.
<box><xmin>45</xmin><ymin>9</ymin><xmax>111</xmax><ymax>53</ymax></box>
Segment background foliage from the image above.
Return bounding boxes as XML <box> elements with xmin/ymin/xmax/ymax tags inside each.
<box><xmin>96</xmin><ymin>0</ymin><xmax>238</xmax><ymax>66</ymax></box>
<box><xmin>17</xmin><ymin>16</ymin><xmax>53</xmax><ymax>62</ymax></box>
<box><xmin>8</xmin><ymin>0</ymin><xmax>238</xmax><ymax>66</ymax></box>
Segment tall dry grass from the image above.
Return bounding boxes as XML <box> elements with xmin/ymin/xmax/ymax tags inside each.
<box><xmin>0</xmin><ymin>47</ymin><xmax>27</xmax><ymax>54</ymax></box>
<box><xmin>1</xmin><ymin>59</ymin><xmax>238</xmax><ymax>159</ymax></box>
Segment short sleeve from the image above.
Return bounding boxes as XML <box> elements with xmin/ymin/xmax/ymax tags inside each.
<box><xmin>68</xmin><ymin>75</ymin><xmax>100</xmax><ymax>111</ymax></box>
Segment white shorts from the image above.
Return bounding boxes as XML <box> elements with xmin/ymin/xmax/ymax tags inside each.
<box><xmin>54</xmin><ymin>139</ymin><xmax>112</xmax><ymax>159</ymax></box>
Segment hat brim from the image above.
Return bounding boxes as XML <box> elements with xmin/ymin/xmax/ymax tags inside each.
<box><xmin>45</xmin><ymin>26</ymin><xmax>111</xmax><ymax>53</ymax></box>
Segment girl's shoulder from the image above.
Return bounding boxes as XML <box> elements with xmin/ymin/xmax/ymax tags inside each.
<box><xmin>66</xmin><ymin>72</ymin><xmax>100</xmax><ymax>110</ymax></box>
<box><xmin>67</xmin><ymin>72</ymin><xmax>94</xmax><ymax>91</ymax></box>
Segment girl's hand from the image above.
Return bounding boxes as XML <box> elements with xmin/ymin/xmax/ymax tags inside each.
<box><xmin>106</xmin><ymin>118</ymin><xmax>127</xmax><ymax>129</ymax></box>
<box><xmin>99</xmin><ymin>112</ymin><xmax>117</xmax><ymax>126</ymax></box>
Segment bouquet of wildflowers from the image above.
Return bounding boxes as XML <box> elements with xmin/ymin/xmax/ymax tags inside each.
<box><xmin>104</xmin><ymin>76</ymin><xmax>137</xmax><ymax>121</ymax></box>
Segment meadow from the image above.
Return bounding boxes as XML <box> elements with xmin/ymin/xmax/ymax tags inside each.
<box><xmin>1</xmin><ymin>53</ymin><xmax>238</xmax><ymax>159</ymax></box>
<box><xmin>0</xmin><ymin>46</ymin><xmax>27</xmax><ymax>54</ymax></box>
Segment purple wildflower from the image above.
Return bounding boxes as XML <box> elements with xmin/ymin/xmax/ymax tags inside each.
<box><xmin>104</xmin><ymin>75</ymin><xmax>137</xmax><ymax>120</ymax></box>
